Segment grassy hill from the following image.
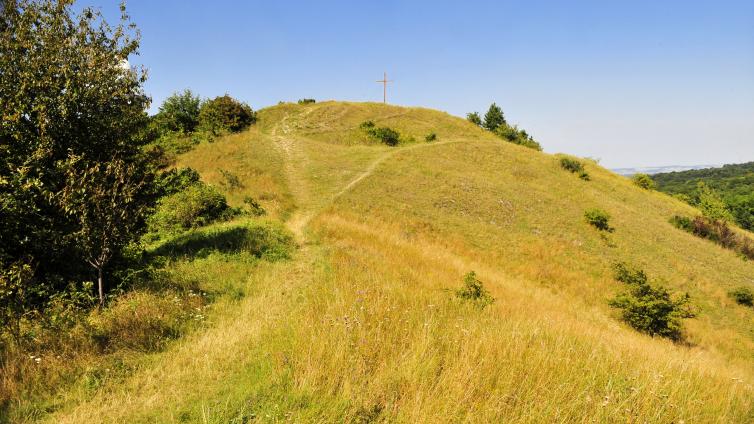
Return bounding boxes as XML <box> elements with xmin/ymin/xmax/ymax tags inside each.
<box><xmin>21</xmin><ymin>101</ymin><xmax>754</xmax><ymax>422</ymax></box>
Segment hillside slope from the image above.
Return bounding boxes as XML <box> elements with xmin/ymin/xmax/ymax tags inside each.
<box><xmin>46</xmin><ymin>101</ymin><xmax>754</xmax><ymax>422</ymax></box>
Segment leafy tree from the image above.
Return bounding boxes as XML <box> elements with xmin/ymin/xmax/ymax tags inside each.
<box><xmin>483</xmin><ymin>103</ymin><xmax>506</xmax><ymax>131</ymax></box>
<box><xmin>153</xmin><ymin>89</ymin><xmax>201</xmax><ymax>134</ymax></box>
<box><xmin>198</xmin><ymin>95</ymin><xmax>256</xmax><ymax>135</ymax></box>
<box><xmin>0</xmin><ymin>0</ymin><xmax>153</xmax><ymax>313</ymax></box>
<box><xmin>466</xmin><ymin>112</ymin><xmax>482</xmax><ymax>126</ymax></box>
<box><xmin>696</xmin><ymin>182</ymin><xmax>733</xmax><ymax>222</ymax></box>
<box><xmin>57</xmin><ymin>156</ymin><xmax>154</xmax><ymax>307</ymax></box>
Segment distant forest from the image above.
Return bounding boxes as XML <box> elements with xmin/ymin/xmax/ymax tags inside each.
<box><xmin>653</xmin><ymin>162</ymin><xmax>754</xmax><ymax>231</ymax></box>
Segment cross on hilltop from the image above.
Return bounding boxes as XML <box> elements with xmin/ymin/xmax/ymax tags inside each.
<box><xmin>376</xmin><ymin>72</ymin><xmax>392</xmax><ymax>104</ymax></box>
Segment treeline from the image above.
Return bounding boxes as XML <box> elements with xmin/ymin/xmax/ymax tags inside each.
<box><xmin>652</xmin><ymin>162</ymin><xmax>754</xmax><ymax>231</ymax></box>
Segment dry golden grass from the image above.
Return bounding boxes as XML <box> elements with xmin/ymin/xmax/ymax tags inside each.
<box><xmin>35</xmin><ymin>101</ymin><xmax>754</xmax><ymax>422</ymax></box>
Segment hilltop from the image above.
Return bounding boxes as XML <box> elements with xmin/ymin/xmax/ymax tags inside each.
<box><xmin>13</xmin><ymin>101</ymin><xmax>754</xmax><ymax>422</ymax></box>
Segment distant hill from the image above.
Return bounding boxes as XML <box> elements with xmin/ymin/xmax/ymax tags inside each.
<box><xmin>612</xmin><ymin>164</ymin><xmax>720</xmax><ymax>176</ymax></box>
<box><xmin>652</xmin><ymin>162</ymin><xmax>754</xmax><ymax>230</ymax></box>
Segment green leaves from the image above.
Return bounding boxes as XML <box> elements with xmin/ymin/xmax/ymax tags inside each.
<box><xmin>609</xmin><ymin>263</ymin><xmax>695</xmax><ymax>341</ymax></box>
<box><xmin>0</xmin><ymin>0</ymin><xmax>155</xmax><ymax>314</ymax></box>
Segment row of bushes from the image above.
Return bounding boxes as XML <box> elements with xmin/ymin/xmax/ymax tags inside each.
<box><xmin>467</xmin><ymin>103</ymin><xmax>542</xmax><ymax>151</ymax></box>
<box><xmin>670</xmin><ymin>215</ymin><xmax>754</xmax><ymax>260</ymax></box>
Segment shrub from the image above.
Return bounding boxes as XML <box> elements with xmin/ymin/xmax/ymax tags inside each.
<box><xmin>585</xmin><ymin>209</ymin><xmax>613</xmax><ymax>232</ymax></box>
<box><xmin>456</xmin><ymin>271</ymin><xmax>494</xmax><ymax>308</ymax></box>
<box><xmin>632</xmin><ymin>173</ymin><xmax>656</xmax><ymax>190</ymax></box>
<box><xmin>610</xmin><ymin>278</ymin><xmax>694</xmax><ymax>341</ymax></box>
<box><xmin>729</xmin><ymin>287</ymin><xmax>754</xmax><ymax>306</ymax></box>
<box><xmin>147</xmin><ymin>183</ymin><xmax>239</xmax><ymax>236</ymax></box>
<box><xmin>360</xmin><ymin>121</ymin><xmax>400</xmax><ymax>146</ymax></box>
<box><xmin>371</xmin><ymin>127</ymin><xmax>400</xmax><ymax>146</ymax></box>
<box><xmin>559</xmin><ymin>156</ymin><xmax>591</xmax><ymax>179</ymax></box>
<box><xmin>612</xmin><ymin>262</ymin><xmax>649</xmax><ymax>286</ymax></box>
<box><xmin>495</xmin><ymin>125</ymin><xmax>543</xmax><ymax>151</ymax></box>
<box><xmin>243</xmin><ymin>196</ymin><xmax>266</xmax><ymax>217</ymax></box>
<box><xmin>155</xmin><ymin>167</ymin><xmax>201</xmax><ymax>197</ymax></box>
<box><xmin>198</xmin><ymin>95</ymin><xmax>256</xmax><ymax>135</ymax></box>
<box><xmin>359</xmin><ymin>120</ymin><xmax>375</xmax><ymax>129</ymax></box>
<box><xmin>670</xmin><ymin>215</ymin><xmax>754</xmax><ymax>259</ymax></box>
<box><xmin>466</xmin><ymin>112</ymin><xmax>482</xmax><ymax>126</ymax></box>
<box><xmin>297</xmin><ymin>98</ymin><xmax>316</xmax><ymax>105</ymax></box>
<box><xmin>425</xmin><ymin>132</ymin><xmax>437</xmax><ymax>142</ymax></box>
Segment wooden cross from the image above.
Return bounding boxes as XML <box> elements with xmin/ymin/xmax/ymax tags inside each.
<box><xmin>376</xmin><ymin>72</ymin><xmax>392</xmax><ymax>104</ymax></box>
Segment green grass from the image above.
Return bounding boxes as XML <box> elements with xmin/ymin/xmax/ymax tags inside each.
<box><xmin>8</xmin><ymin>101</ymin><xmax>754</xmax><ymax>422</ymax></box>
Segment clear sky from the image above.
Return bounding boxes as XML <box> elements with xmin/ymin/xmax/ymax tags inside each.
<box><xmin>81</xmin><ymin>0</ymin><xmax>754</xmax><ymax>168</ymax></box>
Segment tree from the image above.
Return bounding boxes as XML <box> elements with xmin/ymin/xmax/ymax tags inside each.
<box><xmin>57</xmin><ymin>156</ymin><xmax>154</xmax><ymax>308</ymax></box>
<box><xmin>198</xmin><ymin>95</ymin><xmax>256</xmax><ymax>135</ymax></box>
<box><xmin>696</xmin><ymin>182</ymin><xmax>733</xmax><ymax>222</ymax></box>
<box><xmin>153</xmin><ymin>89</ymin><xmax>201</xmax><ymax>134</ymax></box>
<box><xmin>0</xmin><ymin>0</ymin><xmax>153</xmax><ymax>312</ymax></box>
<box><xmin>466</xmin><ymin>112</ymin><xmax>482</xmax><ymax>126</ymax></box>
<box><xmin>483</xmin><ymin>103</ymin><xmax>506</xmax><ymax>131</ymax></box>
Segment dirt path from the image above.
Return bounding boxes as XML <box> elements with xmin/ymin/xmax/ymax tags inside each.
<box><xmin>269</xmin><ymin>108</ymin><xmax>463</xmax><ymax>241</ymax></box>
<box><xmin>333</xmin><ymin>139</ymin><xmax>460</xmax><ymax>200</ymax></box>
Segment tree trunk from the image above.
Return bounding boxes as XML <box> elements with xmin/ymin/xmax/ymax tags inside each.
<box><xmin>97</xmin><ymin>266</ymin><xmax>104</xmax><ymax>309</ymax></box>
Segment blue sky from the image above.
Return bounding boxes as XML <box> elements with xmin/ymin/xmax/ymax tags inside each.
<box><xmin>81</xmin><ymin>0</ymin><xmax>754</xmax><ymax>168</ymax></box>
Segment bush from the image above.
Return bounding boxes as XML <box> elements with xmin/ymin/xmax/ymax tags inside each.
<box><xmin>632</xmin><ymin>173</ymin><xmax>656</xmax><ymax>190</ymax></box>
<box><xmin>198</xmin><ymin>95</ymin><xmax>256</xmax><ymax>135</ymax></box>
<box><xmin>425</xmin><ymin>132</ymin><xmax>437</xmax><ymax>142</ymax></box>
<box><xmin>559</xmin><ymin>157</ymin><xmax>590</xmax><ymax>180</ymax></box>
<box><xmin>495</xmin><ymin>125</ymin><xmax>543</xmax><ymax>151</ymax></box>
<box><xmin>147</xmin><ymin>183</ymin><xmax>239</xmax><ymax>236</ymax></box>
<box><xmin>360</xmin><ymin>121</ymin><xmax>400</xmax><ymax>146</ymax></box>
<box><xmin>670</xmin><ymin>215</ymin><xmax>754</xmax><ymax>259</ymax></box>
<box><xmin>155</xmin><ymin>167</ymin><xmax>201</xmax><ymax>197</ymax></box>
<box><xmin>297</xmin><ymin>98</ymin><xmax>316</xmax><ymax>105</ymax></box>
<box><xmin>466</xmin><ymin>112</ymin><xmax>482</xmax><ymax>126</ymax></box>
<box><xmin>612</xmin><ymin>262</ymin><xmax>649</xmax><ymax>286</ymax></box>
<box><xmin>456</xmin><ymin>271</ymin><xmax>494</xmax><ymax>308</ymax></box>
<box><xmin>729</xmin><ymin>287</ymin><xmax>754</xmax><ymax>306</ymax></box>
<box><xmin>609</xmin><ymin>277</ymin><xmax>694</xmax><ymax>341</ymax></box>
<box><xmin>585</xmin><ymin>209</ymin><xmax>613</xmax><ymax>232</ymax></box>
